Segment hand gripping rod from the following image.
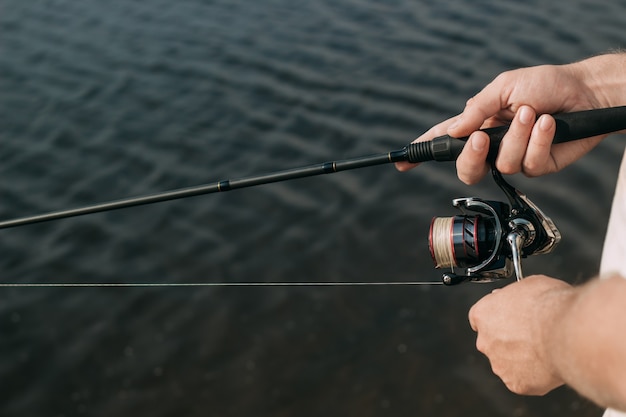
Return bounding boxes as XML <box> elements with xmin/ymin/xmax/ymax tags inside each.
<box><xmin>1</xmin><ymin>106</ymin><xmax>625</xmax><ymax>230</ymax></box>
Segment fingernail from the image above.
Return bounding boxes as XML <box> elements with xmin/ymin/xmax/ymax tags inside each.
<box><xmin>519</xmin><ymin>106</ymin><xmax>534</xmax><ymax>125</ymax></box>
<box><xmin>539</xmin><ymin>114</ymin><xmax>554</xmax><ymax>131</ymax></box>
<box><xmin>471</xmin><ymin>133</ymin><xmax>487</xmax><ymax>151</ymax></box>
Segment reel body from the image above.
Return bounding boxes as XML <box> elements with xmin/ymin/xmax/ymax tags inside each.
<box><xmin>429</xmin><ymin>169</ymin><xmax>561</xmax><ymax>285</ymax></box>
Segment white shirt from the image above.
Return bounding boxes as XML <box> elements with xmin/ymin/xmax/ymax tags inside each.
<box><xmin>601</xmin><ymin>153</ymin><xmax>626</xmax><ymax>277</ymax></box>
<box><xmin>600</xmin><ymin>153</ymin><xmax>626</xmax><ymax>417</ymax></box>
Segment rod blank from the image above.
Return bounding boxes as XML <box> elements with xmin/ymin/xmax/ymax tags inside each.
<box><xmin>0</xmin><ymin>151</ymin><xmax>407</xmax><ymax>230</ymax></box>
<box><xmin>2</xmin><ymin>106</ymin><xmax>625</xmax><ymax>230</ymax></box>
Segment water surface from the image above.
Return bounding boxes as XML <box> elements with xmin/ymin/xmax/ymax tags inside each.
<box><xmin>1</xmin><ymin>1</ymin><xmax>625</xmax><ymax>416</ymax></box>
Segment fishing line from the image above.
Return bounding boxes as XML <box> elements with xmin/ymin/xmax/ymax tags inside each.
<box><xmin>0</xmin><ymin>281</ymin><xmax>444</xmax><ymax>287</ymax></box>
<box><xmin>429</xmin><ymin>217</ymin><xmax>456</xmax><ymax>268</ymax></box>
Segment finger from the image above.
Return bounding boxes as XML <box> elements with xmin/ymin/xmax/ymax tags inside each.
<box><xmin>395</xmin><ymin>116</ymin><xmax>460</xmax><ymax>172</ymax></box>
<box><xmin>456</xmin><ymin>131</ymin><xmax>490</xmax><ymax>185</ymax></box>
<box><xmin>468</xmin><ymin>304</ymin><xmax>479</xmax><ymax>332</ymax></box>
<box><xmin>522</xmin><ymin>114</ymin><xmax>556</xmax><ymax>176</ymax></box>
<box><xmin>447</xmin><ymin>76</ymin><xmax>512</xmax><ymax>138</ymax></box>
<box><xmin>495</xmin><ymin>105</ymin><xmax>536</xmax><ymax>175</ymax></box>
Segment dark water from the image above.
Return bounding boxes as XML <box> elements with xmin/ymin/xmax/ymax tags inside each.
<box><xmin>1</xmin><ymin>0</ymin><xmax>625</xmax><ymax>416</ymax></box>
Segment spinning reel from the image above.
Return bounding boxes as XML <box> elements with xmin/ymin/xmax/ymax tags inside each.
<box><xmin>429</xmin><ymin>167</ymin><xmax>561</xmax><ymax>285</ymax></box>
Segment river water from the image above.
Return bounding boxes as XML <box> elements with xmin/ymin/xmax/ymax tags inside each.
<box><xmin>1</xmin><ymin>1</ymin><xmax>624</xmax><ymax>416</ymax></box>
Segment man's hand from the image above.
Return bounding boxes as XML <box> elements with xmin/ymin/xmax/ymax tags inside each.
<box><xmin>468</xmin><ymin>275</ymin><xmax>574</xmax><ymax>395</ymax></box>
<box><xmin>396</xmin><ymin>62</ymin><xmax>610</xmax><ymax>184</ymax></box>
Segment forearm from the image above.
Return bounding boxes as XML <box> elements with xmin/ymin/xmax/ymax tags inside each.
<box><xmin>547</xmin><ymin>275</ymin><xmax>626</xmax><ymax>410</ymax></box>
<box><xmin>568</xmin><ymin>52</ymin><xmax>626</xmax><ymax>108</ymax></box>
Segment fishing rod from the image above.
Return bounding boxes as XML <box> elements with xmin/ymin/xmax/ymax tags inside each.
<box><xmin>2</xmin><ymin>106</ymin><xmax>626</xmax><ymax>286</ymax></box>
<box><xmin>1</xmin><ymin>106</ymin><xmax>624</xmax><ymax>231</ymax></box>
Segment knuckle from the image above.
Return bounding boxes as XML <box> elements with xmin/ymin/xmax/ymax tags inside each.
<box><xmin>505</xmin><ymin>380</ymin><xmax>527</xmax><ymax>395</ymax></box>
<box><xmin>522</xmin><ymin>160</ymin><xmax>541</xmax><ymax>175</ymax></box>
<box><xmin>496</xmin><ymin>159</ymin><xmax>521</xmax><ymax>175</ymax></box>
<box><xmin>456</xmin><ymin>163</ymin><xmax>482</xmax><ymax>185</ymax></box>
<box><xmin>475</xmin><ymin>336</ymin><xmax>487</xmax><ymax>354</ymax></box>
<box><xmin>489</xmin><ymin>360</ymin><xmax>503</xmax><ymax>377</ymax></box>
<box><xmin>522</xmin><ymin>163</ymin><xmax>545</xmax><ymax>177</ymax></box>
<box><xmin>469</xmin><ymin>300</ymin><xmax>482</xmax><ymax>317</ymax></box>
<box><xmin>493</xmin><ymin>71</ymin><xmax>514</xmax><ymax>86</ymax></box>
<box><xmin>459</xmin><ymin>174</ymin><xmax>478</xmax><ymax>186</ymax></box>
<box><xmin>468</xmin><ymin>306</ymin><xmax>479</xmax><ymax>329</ymax></box>
<box><xmin>531</xmin><ymin>134</ymin><xmax>553</xmax><ymax>150</ymax></box>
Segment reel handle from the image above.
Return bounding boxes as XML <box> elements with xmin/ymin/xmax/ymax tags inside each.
<box><xmin>405</xmin><ymin>106</ymin><xmax>626</xmax><ymax>163</ymax></box>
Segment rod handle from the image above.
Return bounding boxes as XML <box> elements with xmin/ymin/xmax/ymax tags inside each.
<box><xmin>405</xmin><ymin>106</ymin><xmax>626</xmax><ymax>163</ymax></box>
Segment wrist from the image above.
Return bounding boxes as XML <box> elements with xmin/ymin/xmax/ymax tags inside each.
<box><xmin>568</xmin><ymin>53</ymin><xmax>626</xmax><ymax>108</ymax></box>
<box><xmin>539</xmin><ymin>285</ymin><xmax>579</xmax><ymax>384</ymax></box>
<box><xmin>544</xmin><ymin>276</ymin><xmax>626</xmax><ymax>409</ymax></box>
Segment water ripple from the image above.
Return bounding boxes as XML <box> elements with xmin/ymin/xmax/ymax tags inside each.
<box><xmin>1</xmin><ymin>0</ymin><xmax>624</xmax><ymax>415</ymax></box>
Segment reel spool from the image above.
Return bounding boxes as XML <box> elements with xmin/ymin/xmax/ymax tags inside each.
<box><xmin>429</xmin><ymin>215</ymin><xmax>497</xmax><ymax>269</ymax></box>
<box><xmin>429</xmin><ymin>168</ymin><xmax>561</xmax><ymax>285</ymax></box>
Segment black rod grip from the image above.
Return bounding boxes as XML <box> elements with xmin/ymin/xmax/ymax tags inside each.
<box><xmin>406</xmin><ymin>106</ymin><xmax>626</xmax><ymax>163</ymax></box>
<box><xmin>552</xmin><ymin>106</ymin><xmax>626</xmax><ymax>142</ymax></box>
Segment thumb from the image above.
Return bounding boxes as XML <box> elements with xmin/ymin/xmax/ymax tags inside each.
<box><xmin>456</xmin><ymin>131</ymin><xmax>490</xmax><ymax>185</ymax></box>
